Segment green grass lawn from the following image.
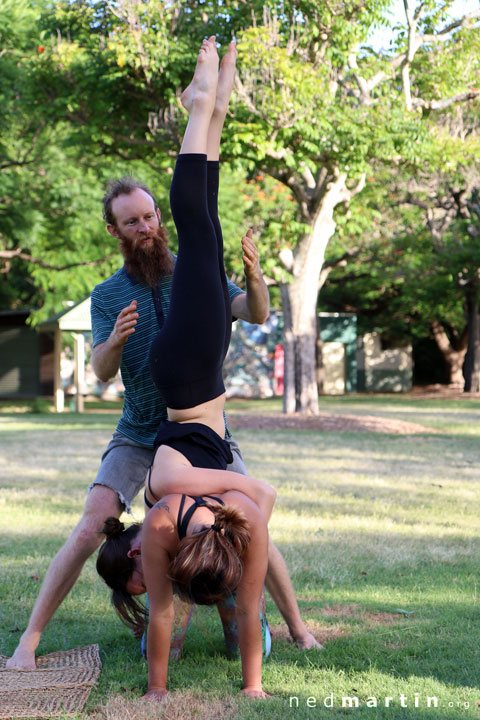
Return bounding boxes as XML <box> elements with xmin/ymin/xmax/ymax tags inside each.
<box><xmin>1</xmin><ymin>395</ymin><xmax>480</xmax><ymax>719</ymax></box>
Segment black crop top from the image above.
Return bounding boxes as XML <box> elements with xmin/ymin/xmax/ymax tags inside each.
<box><xmin>144</xmin><ymin>421</ymin><xmax>233</xmax><ymax>510</ymax></box>
<box><xmin>177</xmin><ymin>494</ymin><xmax>224</xmax><ymax>540</ymax></box>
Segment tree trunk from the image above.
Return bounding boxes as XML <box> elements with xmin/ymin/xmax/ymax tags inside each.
<box><xmin>464</xmin><ymin>280</ymin><xmax>480</xmax><ymax>392</ymax></box>
<box><xmin>280</xmin><ymin>283</ymin><xmax>296</xmax><ymax>413</ymax></box>
<box><xmin>430</xmin><ymin>320</ymin><xmax>468</xmax><ymax>387</ymax></box>
<box><xmin>280</xmin><ymin>279</ymin><xmax>319</xmax><ymax>414</ymax></box>
<box><xmin>280</xmin><ymin>179</ymin><xmax>346</xmax><ymax>413</ymax></box>
<box><xmin>316</xmin><ymin>317</ymin><xmax>324</xmax><ymax>394</ymax></box>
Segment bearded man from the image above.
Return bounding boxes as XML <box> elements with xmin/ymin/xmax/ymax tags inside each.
<box><xmin>7</xmin><ymin>176</ymin><xmax>320</xmax><ymax>671</ymax></box>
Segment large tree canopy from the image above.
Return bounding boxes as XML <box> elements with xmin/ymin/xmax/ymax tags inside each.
<box><xmin>320</xmin><ymin>92</ymin><xmax>480</xmax><ymax>390</ymax></box>
<box><xmin>1</xmin><ymin>0</ymin><xmax>479</xmax><ymax>402</ymax></box>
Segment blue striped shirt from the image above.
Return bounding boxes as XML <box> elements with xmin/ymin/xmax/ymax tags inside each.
<box><xmin>91</xmin><ymin>266</ymin><xmax>244</xmax><ymax>447</ymax></box>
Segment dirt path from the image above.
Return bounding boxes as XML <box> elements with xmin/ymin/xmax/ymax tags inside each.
<box><xmin>227</xmin><ymin>385</ymin><xmax>480</xmax><ymax>434</ymax></box>
<box><xmin>227</xmin><ymin>412</ymin><xmax>437</xmax><ymax>435</ymax></box>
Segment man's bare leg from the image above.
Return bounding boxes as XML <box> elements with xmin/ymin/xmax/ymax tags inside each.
<box><xmin>216</xmin><ymin>593</ymin><xmax>239</xmax><ymax>658</ymax></box>
<box><xmin>169</xmin><ymin>598</ymin><xmax>195</xmax><ymax>661</ymax></box>
<box><xmin>266</xmin><ymin>540</ymin><xmax>323</xmax><ymax>649</ymax></box>
<box><xmin>6</xmin><ymin>485</ymin><xmax>123</xmax><ymax>669</ymax></box>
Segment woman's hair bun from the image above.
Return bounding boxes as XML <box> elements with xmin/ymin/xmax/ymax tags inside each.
<box><xmin>102</xmin><ymin>516</ymin><xmax>125</xmax><ymax>538</ymax></box>
<box><xmin>170</xmin><ymin>503</ymin><xmax>251</xmax><ymax>605</ymax></box>
<box><xmin>209</xmin><ymin>504</ymin><xmax>250</xmax><ymax>556</ymax></box>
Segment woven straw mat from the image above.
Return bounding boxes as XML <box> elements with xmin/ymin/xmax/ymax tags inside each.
<box><xmin>0</xmin><ymin>644</ymin><xmax>101</xmax><ymax>719</ymax></box>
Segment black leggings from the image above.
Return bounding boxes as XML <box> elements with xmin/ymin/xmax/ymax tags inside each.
<box><xmin>149</xmin><ymin>154</ymin><xmax>231</xmax><ymax>409</ymax></box>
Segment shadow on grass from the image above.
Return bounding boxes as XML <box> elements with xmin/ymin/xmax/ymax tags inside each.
<box><xmin>2</xmin><ymin>583</ymin><xmax>478</xmax><ymax>719</ymax></box>
<box><xmin>266</xmin><ymin>585</ymin><xmax>480</xmax><ymax>691</ymax></box>
<box><xmin>90</xmin><ymin>626</ymin><xmax>479</xmax><ymax>719</ymax></box>
<box><xmin>2</xmin><ymin>526</ymin><xmax>479</xmax><ymax>693</ymax></box>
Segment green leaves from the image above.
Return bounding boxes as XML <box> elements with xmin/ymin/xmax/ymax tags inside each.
<box><xmin>1</xmin><ymin>0</ymin><xmax>479</xmax><ymax>347</ymax></box>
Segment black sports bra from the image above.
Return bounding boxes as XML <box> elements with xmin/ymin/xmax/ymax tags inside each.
<box><xmin>177</xmin><ymin>494</ymin><xmax>224</xmax><ymax>540</ymax></box>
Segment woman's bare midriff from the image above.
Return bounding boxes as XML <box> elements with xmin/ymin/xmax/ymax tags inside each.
<box><xmin>145</xmin><ymin>393</ymin><xmax>228</xmax><ymax>505</ymax></box>
<box><xmin>167</xmin><ymin>392</ymin><xmax>226</xmax><ymax>438</ymax></box>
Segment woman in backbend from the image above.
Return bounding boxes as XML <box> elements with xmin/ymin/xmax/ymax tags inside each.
<box><xmin>97</xmin><ymin>36</ymin><xmax>275</xmax><ymax>700</ymax></box>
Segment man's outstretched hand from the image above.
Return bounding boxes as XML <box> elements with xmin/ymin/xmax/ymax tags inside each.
<box><xmin>110</xmin><ymin>300</ymin><xmax>138</xmax><ymax>348</ymax></box>
<box><xmin>241</xmin><ymin>229</ymin><xmax>262</xmax><ymax>280</ymax></box>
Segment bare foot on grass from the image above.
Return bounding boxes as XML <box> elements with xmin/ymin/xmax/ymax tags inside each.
<box><xmin>181</xmin><ymin>36</ymin><xmax>219</xmax><ymax>114</ymax></box>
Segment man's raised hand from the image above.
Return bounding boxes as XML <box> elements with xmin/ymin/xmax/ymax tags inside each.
<box><xmin>241</xmin><ymin>229</ymin><xmax>261</xmax><ymax>280</ymax></box>
<box><xmin>110</xmin><ymin>300</ymin><xmax>138</xmax><ymax>347</ymax></box>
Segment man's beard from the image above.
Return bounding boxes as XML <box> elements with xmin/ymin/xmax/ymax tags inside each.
<box><xmin>119</xmin><ymin>225</ymin><xmax>174</xmax><ymax>288</ymax></box>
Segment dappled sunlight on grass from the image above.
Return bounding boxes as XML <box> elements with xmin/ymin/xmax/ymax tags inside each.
<box><xmin>259</xmin><ymin>663</ymin><xmax>478</xmax><ymax>718</ymax></box>
<box><xmin>270</xmin><ymin>514</ymin><xmax>479</xmax><ymax>578</ymax></box>
<box><xmin>1</xmin><ymin>397</ymin><xmax>479</xmax><ymax>718</ymax></box>
<box><xmin>272</xmin><ymin>508</ymin><xmax>480</xmax><ymax>539</ymax></box>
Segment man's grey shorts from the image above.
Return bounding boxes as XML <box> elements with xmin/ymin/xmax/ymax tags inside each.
<box><xmin>88</xmin><ymin>430</ymin><xmax>248</xmax><ymax>513</ymax></box>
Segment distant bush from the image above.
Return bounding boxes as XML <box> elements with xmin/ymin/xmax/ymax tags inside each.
<box><xmin>29</xmin><ymin>398</ymin><xmax>51</xmax><ymax>414</ymax></box>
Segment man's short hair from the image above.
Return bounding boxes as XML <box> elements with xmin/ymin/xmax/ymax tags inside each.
<box><xmin>102</xmin><ymin>177</ymin><xmax>158</xmax><ymax>226</ymax></box>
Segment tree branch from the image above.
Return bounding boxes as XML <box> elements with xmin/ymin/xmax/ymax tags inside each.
<box><xmin>413</xmin><ymin>91</ymin><xmax>480</xmax><ymax>112</ymax></box>
<box><xmin>323</xmin><ymin>246</ymin><xmax>362</xmax><ymax>270</ymax></box>
<box><xmin>338</xmin><ymin>173</ymin><xmax>366</xmax><ymax>204</ymax></box>
<box><xmin>0</xmin><ymin>249</ymin><xmax>117</xmax><ymax>271</ymax></box>
<box><xmin>105</xmin><ymin>0</ymin><xmax>127</xmax><ymax>23</ymax></box>
<box><xmin>318</xmin><ymin>246</ymin><xmax>361</xmax><ymax>290</ymax></box>
<box><xmin>234</xmin><ymin>75</ymin><xmax>263</xmax><ymax>118</ymax></box>
<box><xmin>419</xmin><ymin>10</ymin><xmax>480</xmax><ymax>45</ymax></box>
<box><xmin>1</xmin><ymin>158</ymin><xmax>37</xmax><ymax>172</ymax></box>
<box><xmin>262</xmin><ymin>161</ymin><xmax>312</xmax><ymax>219</ymax></box>
<box><xmin>399</xmin><ymin>7</ymin><xmax>480</xmax><ymax>111</ymax></box>
<box><xmin>1</xmin><ymin>124</ymin><xmax>45</xmax><ymax>172</ymax></box>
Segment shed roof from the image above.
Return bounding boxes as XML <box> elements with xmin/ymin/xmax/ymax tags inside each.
<box><xmin>38</xmin><ymin>297</ymin><xmax>91</xmax><ymax>332</ymax></box>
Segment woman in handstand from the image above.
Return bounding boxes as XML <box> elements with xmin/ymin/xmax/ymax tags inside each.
<box><xmin>97</xmin><ymin>37</ymin><xmax>275</xmax><ymax>700</ymax></box>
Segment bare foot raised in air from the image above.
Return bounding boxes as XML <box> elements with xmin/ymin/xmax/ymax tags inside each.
<box><xmin>214</xmin><ymin>40</ymin><xmax>237</xmax><ymax>117</ymax></box>
<box><xmin>181</xmin><ymin>36</ymin><xmax>219</xmax><ymax>114</ymax></box>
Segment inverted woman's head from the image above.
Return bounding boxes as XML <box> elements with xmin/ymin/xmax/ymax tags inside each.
<box><xmin>96</xmin><ymin>517</ymin><xmax>147</xmax><ymax>633</ymax></box>
<box><xmin>170</xmin><ymin>503</ymin><xmax>250</xmax><ymax>605</ymax></box>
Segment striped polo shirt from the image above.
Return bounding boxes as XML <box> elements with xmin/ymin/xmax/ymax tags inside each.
<box><xmin>91</xmin><ymin>265</ymin><xmax>244</xmax><ymax>448</ymax></box>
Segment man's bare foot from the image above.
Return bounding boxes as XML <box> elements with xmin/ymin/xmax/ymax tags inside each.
<box><xmin>143</xmin><ymin>688</ymin><xmax>169</xmax><ymax>701</ymax></box>
<box><xmin>6</xmin><ymin>643</ymin><xmax>37</xmax><ymax>670</ymax></box>
<box><xmin>291</xmin><ymin>631</ymin><xmax>324</xmax><ymax>650</ymax></box>
<box><xmin>241</xmin><ymin>687</ymin><xmax>271</xmax><ymax>699</ymax></box>
<box><xmin>181</xmin><ymin>36</ymin><xmax>219</xmax><ymax>114</ymax></box>
<box><xmin>214</xmin><ymin>40</ymin><xmax>237</xmax><ymax>116</ymax></box>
